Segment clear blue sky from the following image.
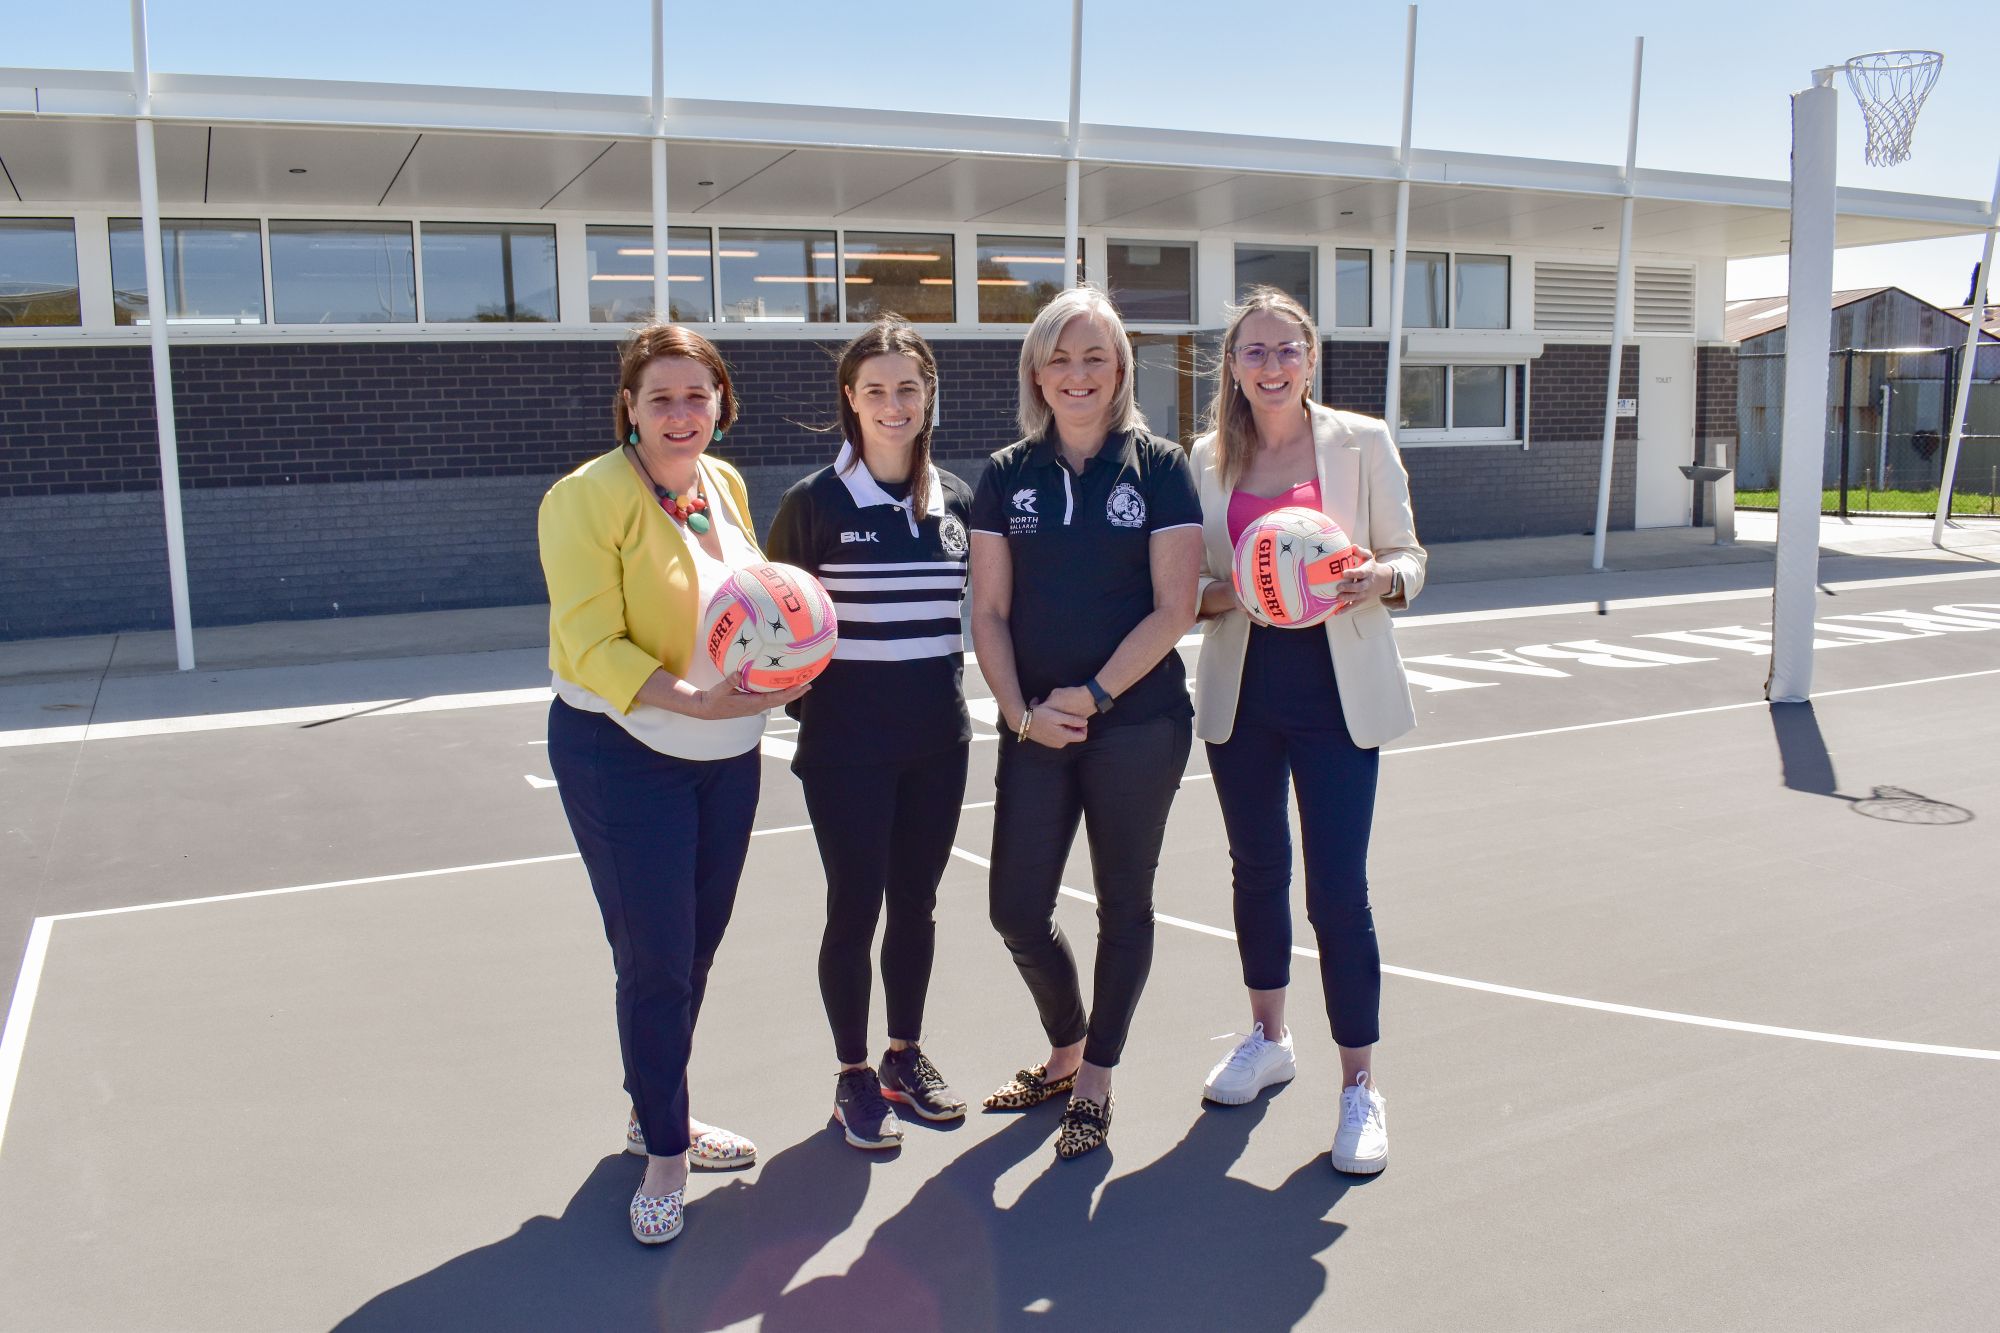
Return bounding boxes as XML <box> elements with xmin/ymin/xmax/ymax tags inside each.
<box><xmin>5</xmin><ymin>0</ymin><xmax>1994</xmax><ymax>306</ymax></box>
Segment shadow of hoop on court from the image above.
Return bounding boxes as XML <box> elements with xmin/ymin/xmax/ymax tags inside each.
<box><xmin>1768</xmin><ymin>702</ymin><xmax>1975</xmax><ymax>824</ymax></box>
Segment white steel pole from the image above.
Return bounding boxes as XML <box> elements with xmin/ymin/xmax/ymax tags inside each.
<box><xmin>650</xmin><ymin>0</ymin><xmax>670</xmax><ymax>321</ymax></box>
<box><xmin>1876</xmin><ymin>382</ymin><xmax>1890</xmax><ymax>480</ymax></box>
<box><xmin>1591</xmin><ymin>36</ymin><xmax>1644</xmax><ymax>571</ymax></box>
<box><xmin>1063</xmin><ymin>0</ymin><xmax>1083</xmax><ymax>287</ymax></box>
<box><xmin>131</xmin><ymin>0</ymin><xmax>193</xmax><ymax>671</ymax></box>
<box><xmin>1767</xmin><ymin>74</ymin><xmax>1840</xmax><ymax>703</ymax></box>
<box><xmin>1383</xmin><ymin>4</ymin><xmax>1417</xmax><ymax>434</ymax></box>
<box><xmin>1931</xmin><ymin>160</ymin><xmax>2000</xmax><ymax>545</ymax></box>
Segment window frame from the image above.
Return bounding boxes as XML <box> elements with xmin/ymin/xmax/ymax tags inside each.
<box><xmin>0</xmin><ymin>216</ymin><xmax>83</xmax><ymax>328</ymax></box>
<box><xmin>107</xmin><ymin>216</ymin><xmax>268</xmax><ymax>327</ymax></box>
<box><xmin>1106</xmin><ymin>237</ymin><xmax>1197</xmax><ymax>326</ymax></box>
<box><xmin>1397</xmin><ymin>362</ymin><xmax>1518</xmax><ymax>445</ymax></box>
<box><xmin>1232</xmin><ymin>241</ymin><xmax>1315</xmax><ymax>319</ymax></box>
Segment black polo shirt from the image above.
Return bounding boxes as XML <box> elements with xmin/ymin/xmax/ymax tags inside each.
<box><xmin>970</xmin><ymin>430</ymin><xmax>1201</xmax><ymax>726</ymax></box>
<box><xmin>766</xmin><ymin>449</ymin><xmax>973</xmax><ymax>769</ymax></box>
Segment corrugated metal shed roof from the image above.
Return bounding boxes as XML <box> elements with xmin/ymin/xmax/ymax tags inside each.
<box><xmin>1722</xmin><ymin>288</ymin><xmax>1886</xmax><ymax>343</ymax></box>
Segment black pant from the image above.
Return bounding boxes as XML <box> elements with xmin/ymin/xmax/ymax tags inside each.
<box><xmin>800</xmin><ymin>745</ymin><xmax>970</xmax><ymax>1066</ymax></box>
<box><xmin>1206</xmin><ymin>624</ymin><xmax>1382</xmax><ymax>1048</ymax></box>
<box><xmin>987</xmin><ymin>713</ymin><xmax>1192</xmax><ymax>1068</ymax></box>
<box><xmin>547</xmin><ymin>700</ymin><xmax>760</xmax><ymax>1158</ymax></box>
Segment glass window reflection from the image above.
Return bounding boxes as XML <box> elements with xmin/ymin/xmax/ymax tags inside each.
<box><xmin>975</xmin><ymin>235</ymin><xmax>1081</xmax><ymax>323</ymax></box>
<box><xmin>1108</xmin><ymin>241</ymin><xmax>1195</xmax><ymax>323</ymax></box>
<box><xmin>0</xmin><ymin>218</ymin><xmax>81</xmax><ymax>327</ymax></box>
<box><xmin>1335</xmin><ymin>248</ymin><xmax>1371</xmax><ymax>328</ymax></box>
<box><xmin>844</xmin><ymin>231</ymin><xmax>953</xmax><ymax>323</ymax></box>
<box><xmin>1234</xmin><ymin>244</ymin><xmax>1313</xmax><ymax>316</ymax></box>
<box><xmin>1399</xmin><ymin>365</ymin><xmax>1445</xmax><ymax>430</ymax></box>
<box><xmin>109</xmin><ymin>218</ymin><xmax>265</xmax><ymax>326</ymax></box>
<box><xmin>587</xmin><ymin>225</ymin><xmax>713</xmax><ymax>323</ymax></box>
<box><xmin>1455</xmin><ymin>254</ymin><xmax>1510</xmax><ymax>329</ymax></box>
<box><xmin>718</xmin><ymin>228</ymin><xmax>837</xmax><ymax>323</ymax></box>
<box><xmin>270</xmin><ymin>221</ymin><xmax>416</xmax><ymax>324</ymax></box>
<box><xmin>1402</xmin><ymin>251</ymin><xmax>1447</xmax><ymax>329</ymax></box>
<box><xmin>421</xmin><ymin>222</ymin><xmax>557</xmax><ymax>323</ymax></box>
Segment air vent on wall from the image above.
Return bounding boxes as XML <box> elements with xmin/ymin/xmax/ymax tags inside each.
<box><xmin>1534</xmin><ymin>262</ymin><xmax>1695</xmax><ymax>333</ymax></box>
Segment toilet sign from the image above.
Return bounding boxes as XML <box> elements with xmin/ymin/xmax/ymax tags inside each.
<box><xmin>1615</xmin><ymin>397</ymin><xmax>1637</xmax><ymax>417</ymax></box>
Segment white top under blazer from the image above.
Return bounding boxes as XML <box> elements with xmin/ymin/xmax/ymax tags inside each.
<box><xmin>1190</xmin><ymin>403</ymin><xmax>1428</xmax><ymax>751</ymax></box>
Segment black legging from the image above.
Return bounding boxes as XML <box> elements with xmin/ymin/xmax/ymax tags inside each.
<box><xmin>987</xmin><ymin>713</ymin><xmax>1192</xmax><ymax>1069</ymax></box>
<box><xmin>800</xmin><ymin>744</ymin><xmax>970</xmax><ymax>1066</ymax></box>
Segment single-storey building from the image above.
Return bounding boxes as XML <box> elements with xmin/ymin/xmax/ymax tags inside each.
<box><xmin>3</xmin><ymin>66</ymin><xmax>1991</xmax><ymax>638</ymax></box>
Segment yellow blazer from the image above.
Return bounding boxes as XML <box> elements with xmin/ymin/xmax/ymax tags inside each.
<box><xmin>1192</xmin><ymin>404</ymin><xmax>1426</xmax><ymax>750</ymax></box>
<box><xmin>538</xmin><ymin>446</ymin><xmax>755</xmax><ymax>712</ymax></box>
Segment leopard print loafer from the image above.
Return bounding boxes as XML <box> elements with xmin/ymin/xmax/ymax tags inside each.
<box><xmin>629</xmin><ymin>1186</ymin><xmax>685</xmax><ymax>1245</ymax></box>
<box><xmin>624</xmin><ymin>1110</ymin><xmax>757</xmax><ymax>1169</ymax></box>
<box><xmin>1055</xmin><ymin>1092</ymin><xmax>1114</xmax><ymax>1159</ymax></box>
<box><xmin>982</xmin><ymin>1063</ymin><xmax>1079</xmax><ymax>1111</ymax></box>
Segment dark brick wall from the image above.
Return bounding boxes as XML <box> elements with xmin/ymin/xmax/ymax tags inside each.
<box><xmin>1692</xmin><ymin>344</ymin><xmax>1739</xmax><ymax>525</ymax></box>
<box><xmin>1</xmin><ymin>335</ymin><xmax>1663</xmax><ymax>637</ymax></box>
<box><xmin>1318</xmin><ymin>340</ymin><xmax>1638</xmax><ymax>541</ymax></box>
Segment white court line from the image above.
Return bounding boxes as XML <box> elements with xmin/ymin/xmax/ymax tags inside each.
<box><xmin>1395</xmin><ymin>567</ymin><xmax>2000</xmax><ymax>629</ymax></box>
<box><xmin>6</xmin><ymin>565</ymin><xmax>1993</xmax><ymax>751</ymax></box>
<box><xmin>5</xmin><ymin>661</ymin><xmax>1998</xmax><ymax>1159</ymax></box>
<box><xmin>943</xmin><ymin>847</ymin><xmax>2000</xmax><ymax>1062</ymax></box>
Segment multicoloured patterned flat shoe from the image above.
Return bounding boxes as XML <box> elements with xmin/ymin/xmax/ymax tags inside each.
<box><xmin>982</xmin><ymin>1063</ymin><xmax>1078</xmax><ymax>1111</ymax></box>
<box><xmin>629</xmin><ymin>1186</ymin><xmax>685</xmax><ymax>1245</ymax></box>
<box><xmin>624</xmin><ymin>1110</ymin><xmax>757</xmax><ymax>1169</ymax></box>
<box><xmin>1055</xmin><ymin>1092</ymin><xmax>1114</xmax><ymax>1159</ymax></box>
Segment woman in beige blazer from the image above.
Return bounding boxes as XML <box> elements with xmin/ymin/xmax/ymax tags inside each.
<box><xmin>1190</xmin><ymin>287</ymin><xmax>1425</xmax><ymax>1175</ymax></box>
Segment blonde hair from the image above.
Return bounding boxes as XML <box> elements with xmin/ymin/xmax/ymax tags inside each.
<box><xmin>1016</xmin><ymin>285</ymin><xmax>1148</xmax><ymax>470</ymax></box>
<box><xmin>1206</xmin><ymin>286</ymin><xmax>1319</xmax><ymax>491</ymax></box>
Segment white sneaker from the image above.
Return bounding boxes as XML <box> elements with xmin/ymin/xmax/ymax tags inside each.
<box><xmin>1330</xmin><ymin>1071</ymin><xmax>1387</xmax><ymax>1174</ymax></box>
<box><xmin>1201</xmin><ymin>1022</ymin><xmax>1297</xmax><ymax>1105</ymax></box>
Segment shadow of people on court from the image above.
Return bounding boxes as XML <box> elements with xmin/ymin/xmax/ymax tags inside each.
<box><xmin>761</xmin><ymin>1091</ymin><xmax>1351</xmax><ymax>1331</ymax></box>
<box><xmin>337</xmin><ymin>1132</ymin><xmax>877</xmax><ymax>1332</ymax></box>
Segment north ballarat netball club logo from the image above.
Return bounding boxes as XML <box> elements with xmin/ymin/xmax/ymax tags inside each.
<box><xmin>1106</xmin><ymin>481</ymin><xmax>1146</xmax><ymax>528</ymax></box>
<box><xmin>938</xmin><ymin>513</ymin><xmax>969</xmax><ymax>557</ymax></box>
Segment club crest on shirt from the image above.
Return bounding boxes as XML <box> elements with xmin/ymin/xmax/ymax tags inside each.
<box><xmin>938</xmin><ymin>513</ymin><xmax>969</xmax><ymax>557</ymax></box>
<box><xmin>1011</xmin><ymin>488</ymin><xmax>1038</xmax><ymax>515</ymax></box>
<box><xmin>1106</xmin><ymin>481</ymin><xmax>1146</xmax><ymax>529</ymax></box>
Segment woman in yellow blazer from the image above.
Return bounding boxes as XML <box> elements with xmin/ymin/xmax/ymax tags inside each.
<box><xmin>539</xmin><ymin>324</ymin><xmax>807</xmax><ymax>1245</ymax></box>
<box><xmin>1190</xmin><ymin>288</ymin><xmax>1425</xmax><ymax>1176</ymax></box>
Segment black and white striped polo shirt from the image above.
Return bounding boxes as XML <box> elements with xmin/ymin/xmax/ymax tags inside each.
<box><xmin>764</xmin><ymin>442</ymin><xmax>973</xmax><ymax>769</ymax></box>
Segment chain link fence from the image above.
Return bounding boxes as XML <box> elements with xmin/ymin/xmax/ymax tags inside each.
<box><xmin>1737</xmin><ymin>343</ymin><xmax>2000</xmax><ymax>515</ymax></box>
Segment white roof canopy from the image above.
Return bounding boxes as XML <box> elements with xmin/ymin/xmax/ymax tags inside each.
<box><xmin>1</xmin><ymin>67</ymin><xmax>1990</xmax><ymax>258</ymax></box>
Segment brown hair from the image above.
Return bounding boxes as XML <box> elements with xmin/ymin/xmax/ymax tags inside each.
<box><xmin>836</xmin><ymin>317</ymin><xmax>941</xmax><ymax>522</ymax></box>
<box><xmin>1206</xmin><ymin>286</ymin><xmax>1319</xmax><ymax>490</ymax></box>
<box><xmin>612</xmin><ymin>323</ymin><xmax>740</xmax><ymax>445</ymax></box>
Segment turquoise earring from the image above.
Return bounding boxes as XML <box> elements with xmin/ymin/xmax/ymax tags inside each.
<box><xmin>627</xmin><ymin>428</ymin><xmax>639</xmax><ymax>446</ymax></box>
<box><xmin>712</xmin><ymin>427</ymin><xmax>724</xmax><ymax>443</ymax></box>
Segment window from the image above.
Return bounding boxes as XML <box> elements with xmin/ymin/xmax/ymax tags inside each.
<box><xmin>270</xmin><ymin>221</ymin><xmax>416</xmax><ymax>324</ymax></box>
<box><xmin>1400</xmin><ymin>364</ymin><xmax>1514</xmax><ymax>441</ymax></box>
<box><xmin>1108</xmin><ymin>240</ymin><xmax>1195</xmax><ymax>323</ymax></box>
<box><xmin>1398</xmin><ymin>251</ymin><xmax>1510</xmax><ymax>330</ymax></box>
<box><xmin>1235</xmin><ymin>244</ymin><xmax>1313</xmax><ymax>316</ymax></box>
<box><xmin>844</xmin><ymin>231</ymin><xmax>954</xmax><ymax>323</ymax></box>
<box><xmin>109</xmin><ymin>218</ymin><xmax>265</xmax><ymax>326</ymax></box>
<box><xmin>1455</xmin><ymin>254</ymin><xmax>1509</xmax><ymax>329</ymax></box>
<box><xmin>975</xmin><ymin>235</ymin><xmax>1081</xmax><ymax>322</ymax></box>
<box><xmin>0</xmin><ymin>218</ymin><xmax>81</xmax><ymax>327</ymax></box>
<box><xmin>1403</xmin><ymin>251</ymin><xmax>1448</xmax><ymax>328</ymax></box>
<box><xmin>718</xmin><ymin>228</ymin><xmax>837</xmax><ymax>323</ymax></box>
<box><xmin>421</xmin><ymin>222</ymin><xmax>557</xmax><ymax>323</ymax></box>
<box><xmin>1334</xmin><ymin>248</ymin><xmax>1371</xmax><ymax>328</ymax></box>
<box><xmin>587</xmin><ymin>225</ymin><xmax>713</xmax><ymax>323</ymax></box>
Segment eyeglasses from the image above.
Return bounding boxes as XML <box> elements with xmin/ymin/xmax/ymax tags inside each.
<box><xmin>1233</xmin><ymin>341</ymin><xmax>1308</xmax><ymax>369</ymax></box>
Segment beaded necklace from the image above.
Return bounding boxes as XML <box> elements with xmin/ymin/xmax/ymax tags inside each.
<box><xmin>627</xmin><ymin>443</ymin><xmax>712</xmax><ymax>535</ymax></box>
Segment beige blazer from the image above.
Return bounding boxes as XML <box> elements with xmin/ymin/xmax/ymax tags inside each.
<box><xmin>1192</xmin><ymin>403</ymin><xmax>1427</xmax><ymax>750</ymax></box>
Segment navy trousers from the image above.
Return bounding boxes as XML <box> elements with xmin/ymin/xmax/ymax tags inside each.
<box><xmin>988</xmin><ymin>712</ymin><xmax>1192</xmax><ymax>1069</ymax></box>
<box><xmin>1205</xmin><ymin>623</ymin><xmax>1383</xmax><ymax>1049</ymax></box>
<box><xmin>547</xmin><ymin>699</ymin><xmax>760</xmax><ymax>1157</ymax></box>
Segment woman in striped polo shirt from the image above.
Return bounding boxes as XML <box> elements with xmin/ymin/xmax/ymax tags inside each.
<box><xmin>766</xmin><ymin>317</ymin><xmax>974</xmax><ymax>1151</ymax></box>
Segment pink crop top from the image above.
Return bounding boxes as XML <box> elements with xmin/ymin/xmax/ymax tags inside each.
<box><xmin>1226</xmin><ymin>477</ymin><xmax>1324</xmax><ymax>546</ymax></box>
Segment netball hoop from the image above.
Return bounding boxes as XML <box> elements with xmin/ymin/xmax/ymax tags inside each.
<box><xmin>1842</xmin><ymin>49</ymin><xmax>1942</xmax><ymax>167</ymax></box>
<box><xmin>1767</xmin><ymin>50</ymin><xmax>1944</xmax><ymax>702</ymax></box>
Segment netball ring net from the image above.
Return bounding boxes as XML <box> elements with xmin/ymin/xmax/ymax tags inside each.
<box><xmin>1842</xmin><ymin>49</ymin><xmax>1942</xmax><ymax>167</ymax></box>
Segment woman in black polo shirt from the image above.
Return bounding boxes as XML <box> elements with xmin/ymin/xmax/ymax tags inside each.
<box><xmin>766</xmin><ymin>318</ymin><xmax>974</xmax><ymax>1152</ymax></box>
<box><xmin>968</xmin><ymin>286</ymin><xmax>1203</xmax><ymax>1159</ymax></box>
